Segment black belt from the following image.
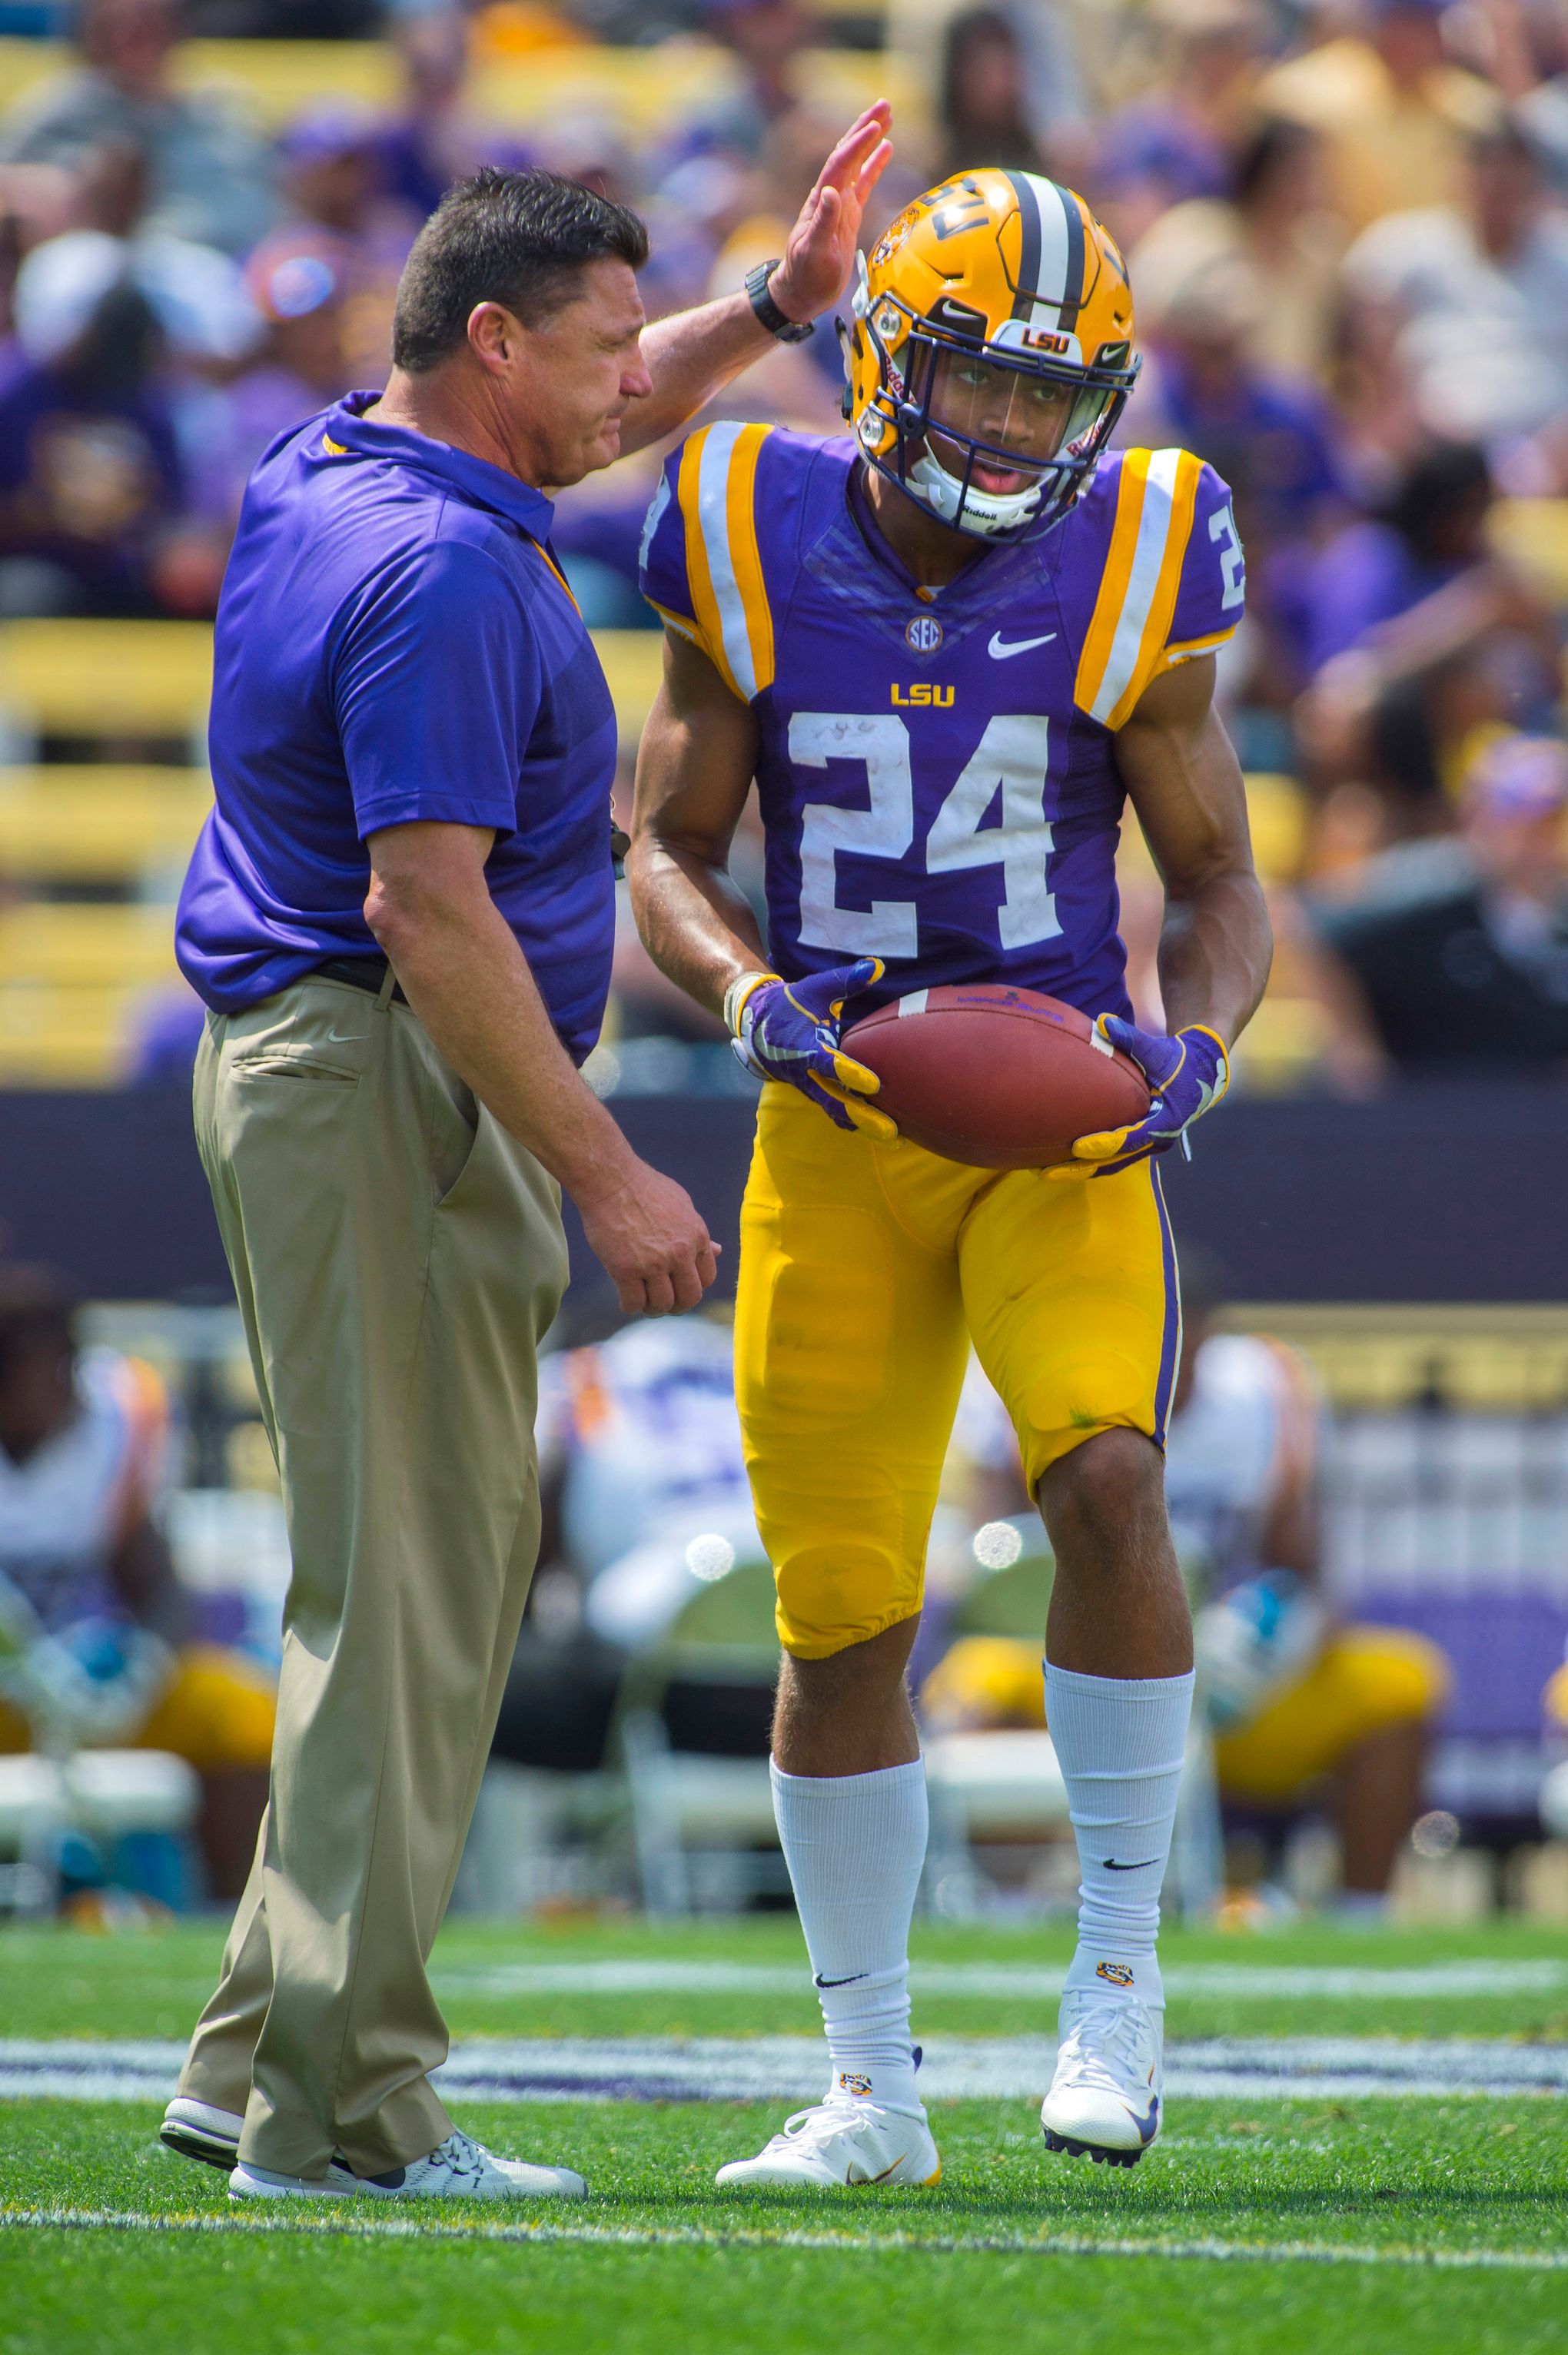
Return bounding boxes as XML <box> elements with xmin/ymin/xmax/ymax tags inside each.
<box><xmin>314</xmin><ymin>955</ymin><xmax>408</xmax><ymax>1006</ymax></box>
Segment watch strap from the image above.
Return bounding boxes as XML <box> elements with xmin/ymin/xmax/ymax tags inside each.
<box><xmin>745</xmin><ymin>260</ymin><xmax>813</xmax><ymax>345</ymax></box>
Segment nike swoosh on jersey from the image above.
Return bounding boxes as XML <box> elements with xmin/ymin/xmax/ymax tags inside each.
<box><xmin>988</xmin><ymin>630</ymin><xmax>1057</xmax><ymax>659</ymax></box>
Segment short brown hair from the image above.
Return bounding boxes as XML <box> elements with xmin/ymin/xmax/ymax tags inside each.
<box><xmin>391</xmin><ymin>166</ymin><xmax>649</xmax><ymax>374</ymax></box>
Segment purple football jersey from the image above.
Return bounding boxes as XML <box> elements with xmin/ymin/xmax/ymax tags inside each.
<box><xmin>639</xmin><ymin>427</ymin><xmax>1243</xmax><ymax>1023</ymax></box>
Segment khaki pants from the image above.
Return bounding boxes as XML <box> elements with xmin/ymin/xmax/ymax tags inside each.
<box><xmin>177</xmin><ymin>973</ymin><xmax>567</xmax><ymax>2178</ymax></box>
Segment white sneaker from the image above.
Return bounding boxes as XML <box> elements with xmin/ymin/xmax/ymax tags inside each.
<box><xmin>716</xmin><ymin>2098</ymin><xmax>941</xmax><ymax>2191</ymax></box>
<box><xmin>230</xmin><ymin>2127</ymin><xmax>587</xmax><ymax>2202</ymax></box>
<box><xmin>1040</xmin><ymin>1988</ymin><xmax>1164</xmax><ymax>2167</ymax></box>
<box><xmin>160</xmin><ymin>2097</ymin><xmax>244</xmax><ymax>2171</ymax></box>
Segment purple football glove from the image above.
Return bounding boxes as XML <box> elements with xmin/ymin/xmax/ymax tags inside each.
<box><xmin>728</xmin><ymin>958</ymin><xmax>895</xmax><ymax>1139</ymax></box>
<box><xmin>1048</xmin><ymin>1016</ymin><xmax>1229</xmax><ymax>1181</ymax></box>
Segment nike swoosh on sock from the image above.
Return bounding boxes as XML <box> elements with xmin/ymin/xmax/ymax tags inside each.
<box><xmin>814</xmin><ymin>1971</ymin><xmax>870</xmax><ymax>1988</ymax></box>
<box><xmin>1101</xmin><ymin>1858</ymin><xmax>1161</xmax><ymax>1872</ymax></box>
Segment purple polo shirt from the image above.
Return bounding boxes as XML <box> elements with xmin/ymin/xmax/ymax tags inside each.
<box><xmin>175</xmin><ymin>392</ymin><xmax>618</xmax><ymax>1062</ymax></box>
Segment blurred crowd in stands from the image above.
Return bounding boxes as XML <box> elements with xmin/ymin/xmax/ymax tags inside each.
<box><xmin>2</xmin><ymin>0</ymin><xmax>1568</xmax><ymax>1084</ymax></box>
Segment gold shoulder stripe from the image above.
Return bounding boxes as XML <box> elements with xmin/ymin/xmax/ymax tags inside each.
<box><xmin>1075</xmin><ymin>449</ymin><xmax>1204</xmax><ymax>729</ymax></box>
<box><xmin>676</xmin><ymin>428</ymin><xmax>739</xmax><ymax>696</ymax></box>
<box><xmin>677</xmin><ymin>421</ymin><xmax>776</xmax><ymax>701</ymax></box>
<box><xmin>1075</xmin><ymin>450</ymin><xmax>1150</xmax><ymax>723</ymax></box>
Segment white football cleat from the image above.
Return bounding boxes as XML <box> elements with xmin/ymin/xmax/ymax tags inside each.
<box><xmin>160</xmin><ymin>2097</ymin><xmax>244</xmax><ymax>2171</ymax></box>
<box><xmin>231</xmin><ymin>2127</ymin><xmax>587</xmax><ymax>2201</ymax></box>
<box><xmin>1040</xmin><ymin>1988</ymin><xmax>1164</xmax><ymax>2167</ymax></box>
<box><xmin>716</xmin><ymin>2097</ymin><xmax>941</xmax><ymax>2191</ymax></box>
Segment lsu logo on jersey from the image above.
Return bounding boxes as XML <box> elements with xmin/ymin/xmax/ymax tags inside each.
<box><xmin>891</xmin><ymin>683</ymin><xmax>955</xmax><ymax>708</ymax></box>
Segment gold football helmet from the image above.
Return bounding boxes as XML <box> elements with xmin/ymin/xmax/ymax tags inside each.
<box><xmin>845</xmin><ymin>169</ymin><xmax>1139</xmax><ymax>540</ymax></box>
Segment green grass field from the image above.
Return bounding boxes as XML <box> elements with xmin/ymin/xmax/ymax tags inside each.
<box><xmin>2</xmin><ymin>1915</ymin><xmax>1565</xmax><ymax>2354</ymax></box>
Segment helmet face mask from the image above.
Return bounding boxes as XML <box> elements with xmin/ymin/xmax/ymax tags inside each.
<box><xmin>846</xmin><ymin>171</ymin><xmax>1141</xmax><ymax>543</ymax></box>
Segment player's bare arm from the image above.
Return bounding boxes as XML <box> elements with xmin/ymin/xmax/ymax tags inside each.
<box><xmin>626</xmin><ymin>630</ymin><xmax>766</xmax><ymax>1015</ymax></box>
<box><xmin>1049</xmin><ymin>654</ymin><xmax>1274</xmax><ymax>1181</ymax></box>
<box><xmin>366</xmin><ymin>820</ymin><xmax>717</xmax><ymax>1317</ymax></box>
<box><xmin>1114</xmin><ymin>653</ymin><xmax>1273</xmax><ymax>1050</ymax></box>
<box><xmin>630</xmin><ymin>635</ymin><xmax>895</xmax><ymax>1138</ymax></box>
<box><xmin>616</xmin><ymin>105</ymin><xmax>893</xmax><ymax>457</ymax></box>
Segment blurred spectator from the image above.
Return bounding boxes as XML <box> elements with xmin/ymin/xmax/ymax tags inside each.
<box><xmin>935</xmin><ymin>1264</ymin><xmax>1451</xmax><ymax>1908</ymax></box>
<box><xmin>1340</xmin><ymin>116</ymin><xmax>1568</xmax><ymax>466</ymax></box>
<box><xmin>1130</xmin><ymin>248</ymin><xmax>1344</xmax><ymax>561</ymax></box>
<box><xmin>490</xmin><ymin>1303</ymin><xmax>761</xmax><ymax>1781</ymax></box>
<box><xmin>1512</xmin><ymin>0</ymin><xmax>1568</xmax><ymax>196</ymax></box>
<box><xmin>181</xmin><ymin>235</ymin><xmax>352</xmax><ymax>533</ymax></box>
<box><xmin>935</xmin><ymin>8</ymin><xmax>1051</xmax><ymax>183</ymax></box>
<box><xmin>1296</xmin><ymin>438</ymin><xmax>1553</xmax><ymax>676</ymax></box>
<box><xmin>1312</xmin><ymin>731</ymin><xmax>1568</xmax><ymax>1073</ymax></box>
<box><xmin>537</xmin><ymin>1308</ymin><xmax>757</xmax><ymax>1648</ymax></box>
<box><xmin>1261</xmin><ymin>0</ymin><xmax>1500</xmax><ymax>235</ymax></box>
<box><xmin>0</xmin><ymin>0</ymin><xmax>279</xmax><ymax>257</ymax></box>
<box><xmin>0</xmin><ymin>1264</ymin><xmax>274</xmax><ymax>1898</ymax></box>
<box><xmin>886</xmin><ymin>0</ymin><xmax>1085</xmax><ymax>177</ymax></box>
<box><xmin>1091</xmin><ymin>0</ymin><xmax>1266</xmax><ymax>250</ymax></box>
<box><xmin>1130</xmin><ymin>113</ymin><xmax>1347</xmax><ymax>384</ymax></box>
<box><xmin>275</xmin><ymin>105</ymin><xmax>420</xmax><ymax>389</ymax></box>
<box><xmin>372</xmin><ymin>8</ymin><xmax>530</xmax><ymax>224</ymax></box>
<box><xmin>693</xmin><ymin>0</ymin><xmax>819</xmax><ymax>161</ymax></box>
<box><xmin>1295</xmin><ymin>442</ymin><xmax>1562</xmax><ymax>832</ymax></box>
<box><xmin>0</xmin><ymin>248</ymin><xmax>187</xmax><ymax>615</ymax></box>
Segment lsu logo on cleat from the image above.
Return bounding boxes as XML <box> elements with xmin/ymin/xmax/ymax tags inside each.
<box><xmin>837</xmin><ymin>2072</ymin><xmax>873</xmax><ymax>2098</ymax></box>
<box><xmin>1095</xmin><ymin>1961</ymin><xmax>1135</xmax><ymax>1988</ymax></box>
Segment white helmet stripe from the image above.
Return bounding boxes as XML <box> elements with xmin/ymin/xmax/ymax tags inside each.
<box><xmin>1005</xmin><ymin>172</ymin><xmax>1082</xmax><ymax>333</ymax></box>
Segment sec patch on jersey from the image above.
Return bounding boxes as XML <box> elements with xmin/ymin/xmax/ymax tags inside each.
<box><xmin>843</xmin><ymin>984</ymin><xmax>1149</xmax><ymax>1166</ymax></box>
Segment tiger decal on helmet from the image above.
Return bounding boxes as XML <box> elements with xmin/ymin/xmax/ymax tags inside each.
<box><xmin>845</xmin><ymin>168</ymin><xmax>1140</xmax><ymax>542</ymax></box>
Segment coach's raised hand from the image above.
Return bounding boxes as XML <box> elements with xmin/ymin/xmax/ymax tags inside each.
<box><xmin>766</xmin><ymin>102</ymin><xmax>895</xmax><ymax>324</ymax></box>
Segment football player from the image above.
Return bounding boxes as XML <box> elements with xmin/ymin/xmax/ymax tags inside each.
<box><xmin>628</xmin><ymin>169</ymin><xmax>1272</xmax><ymax>2186</ymax></box>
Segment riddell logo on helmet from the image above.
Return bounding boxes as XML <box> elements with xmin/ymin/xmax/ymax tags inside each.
<box><xmin>838</xmin><ymin>2071</ymin><xmax>874</xmax><ymax>2098</ymax></box>
<box><xmin>1096</xmin><ymin>1961</ymin><xmax>1135</xmax><ymax>1988</ymax></box>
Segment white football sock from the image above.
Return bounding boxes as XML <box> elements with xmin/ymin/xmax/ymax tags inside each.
<box><xmin>770</xmin><ymin>1756</ymin><xmax>928</xmax><ymax>2112</ymax></box>
<box><xmin>1044</xmin><ymin>1660</ymin><xmax>1194</xmax><ymax>2008</ymax></box>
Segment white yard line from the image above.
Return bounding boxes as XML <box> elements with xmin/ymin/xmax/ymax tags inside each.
<box><xmin>434</xmin><ymin>1958</ymin><xmax>1568</xmax><ymax>2001</ymax></box>
<box><xmin>1</xmin><ymin>2204</ymin><xmax>1564</xmax><ymax>2274</ymax></box>
<box><xmin>3</xmin><ymin>2035</ymin><xmax>1566</xmax><ymax>2104</ymax></box>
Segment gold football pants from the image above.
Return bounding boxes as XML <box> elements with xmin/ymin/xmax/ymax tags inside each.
<box><xmin>735</xmin><ymin>1084</ymin><xmax>1180</xmax><ymax>1659</ymax></box>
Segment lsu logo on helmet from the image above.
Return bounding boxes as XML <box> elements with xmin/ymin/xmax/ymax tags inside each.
<box><xmin>843</xmin><ymin>168</ymin><xmax>1139</xmax><ymax>543</ymax></box>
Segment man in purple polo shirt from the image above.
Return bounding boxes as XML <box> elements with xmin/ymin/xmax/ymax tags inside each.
<box><xmin>158</xmin><ymin>125</ymin><xmax>892</xmax><ymax>2204</ymax></box>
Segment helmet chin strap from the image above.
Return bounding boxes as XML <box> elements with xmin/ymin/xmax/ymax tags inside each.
<box><xmin>905</xmin><ymin>444</ymin><xmax>1045</xmax><ymax>540</ymax></box>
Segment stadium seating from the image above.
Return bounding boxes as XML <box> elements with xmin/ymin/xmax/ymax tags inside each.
<box><xmin>0</xmin><ymin>621</ymin><xmax>680</xmax><ymax>1083</ymax></box>
<box><xmin>0</xmin><ymin>770</ymin><xmax>211</xmax><ymax>888</ymax></box>
<box><xmin>0</xmin><ymin>623</ymin><xmax>213</xmax><ymax>754</ymax></box>
<box><xmin>0</xmin><ymin>35</ymin><xmax>924</xmax><ymax>143</ymax></box>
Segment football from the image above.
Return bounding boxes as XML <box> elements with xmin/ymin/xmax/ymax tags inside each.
<box><xmin>842</xmin><ymin>984</ymin><xmax>1151</xmax><ymax>1169</ymax></box>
